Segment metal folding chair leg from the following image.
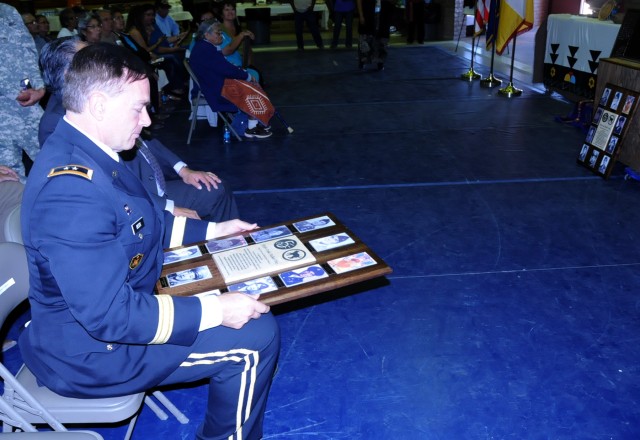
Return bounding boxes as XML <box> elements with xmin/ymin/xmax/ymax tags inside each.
<box><xmin>143</xmin><ymin>391</ymin><xmax>189</xmax><ymax>424</ymax></box>
<box><xmin>218</xmin><ymin>112</ymin><xmax>243</xmax><ymax>141</ymax></box>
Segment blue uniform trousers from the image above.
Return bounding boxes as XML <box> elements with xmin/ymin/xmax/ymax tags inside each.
<box><xmin>159</xmin><ymin>313</ymin><xmax>280</xmax><ymax>440</ymax></box>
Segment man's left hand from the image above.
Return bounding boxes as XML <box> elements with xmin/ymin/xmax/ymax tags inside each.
<box><xmin>179</xmin><ymin>167</ymin><xmax>221</xmax><ymax>191</ymax></box>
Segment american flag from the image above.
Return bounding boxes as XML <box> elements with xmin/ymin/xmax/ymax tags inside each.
<box><xmin>475</xmin><ymin>0</ymin><xmax>491</xmax><ymax>35</ymax></box>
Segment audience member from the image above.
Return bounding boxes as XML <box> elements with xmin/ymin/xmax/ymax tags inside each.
<box><xmin>36</xmin><ymin>14</ymin><xmax>53</xmax><ymax>43</ymax></box>
<box><xmin>111</xmin><ymin>7</ymin><xmax>126</xmax><ymax>35</ymax></box>
<box><xmin>38</xmin><ymin>37</ymin><xmax>87</xmax><ymax>147</ymax></box>
<box><xmin>405</xmin><ymin>0</ymin><xmax>425</xmax><ymax>44</ymax></box>
<box><xmin>155</xmin><ymin>0</ymin><xmax>187</xmax><ymax>45</ymax></box>
<box><xmin>219</xmin><ymin>3</ymin><xmax>255</xmax><ymax>67</ymax></box>
<box><xmin>21</xmin><ymin>12</ymin><xmax>46</xmax><ymax>53</ymax></box>
<box><xmin>39</xmin><ymin>38</ymin><xmax>239</xmax><ymax>222</ymax></box>
<box><xmin>330</xmin><ymin>0</ymin><xmax>355</xmax><ymax>49</ymax></box>
<box><xmin>20</xmin><ymin>42</ymin><xmax>279</xmax><ymax>440</ymax></box>
<box><xmin>78</xmin><ymin>13</ymin><xmax>102</xmax><ymax>44</ymax></box>
<box><xmin>356</xmin><ymin>0</ymin><xmax>392</xmax><ymax>70</ymax></box>
<box><xmin>126</xmin><ymin>3</ymin><xmax>185</xmax><ymax>98</ymax></box>
<box><xmin>0</xmin><ymin>3</ymin><xmax>44</xmax><ymax>179</ymax></box>
<box><xmin>189</xmin><ymin>20</ymin><xmax>272</xmax><ymax>139</ymax></box>
<box><xmin>97</xmin><ymin>9</ymin><xmax>117</xmax><ymax>44</ymax></box>
<box><xmin>290</xmin><ymin>0</ymin><xmax>324</xmax><ymax>50</ymax></box>
<box><xmin>56</xmin><ymin>8</ymin><xmax>78</xmax><ymax>38</ymax></box>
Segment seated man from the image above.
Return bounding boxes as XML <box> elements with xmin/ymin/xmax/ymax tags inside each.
<box><xmin>20</xmin><ymin>43</ymin><xmax>279</xmax><ymax>440</ymax></box>
<box><xmin>189</xmin><ymin>20</ymin><xmax>272</xmax><ymax>139</ymax></box>
<box><xmin>21</xmin><ymin>12</ymin><xmax>46</xmax><ymax>54</ymax></box>
<box><xmin>39</xmin><ymin>37</ymin><xmax>239</xmax><ymax>222</ymax></box>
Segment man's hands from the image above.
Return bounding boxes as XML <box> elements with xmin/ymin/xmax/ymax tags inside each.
<box><xmin>215</xmin><ymin>219</ymin><xmax>258</xmax><ymax>238</ymax></box>
<box><xmin>16</xmin><ymin>88</ymin><xmax>45</xmax><ymax>107</ymax></box>
<box><xmin>179</xmin><ymin>167</ymin><xmax>220</xmax><ymax>191</ymax></box>
<box><xmin>173</xmin><ymin>206</ymin><xmax>201</xmax><ymax>219</ymax></box>
<box><xmin>0</xmin><ymin>166</ymin><xmax>20</xmax><ymax>183</ymax></box>
<box><xmin>218</xmin><ymin>293</ymin><xmax>270</xmax><ymax>329</ymax></box>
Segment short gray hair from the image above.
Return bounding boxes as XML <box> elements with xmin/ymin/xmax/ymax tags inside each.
<box><xmin>197</xmin><ymin>19</ymin><xmax>220</xmax><ymax>40</ymax></box>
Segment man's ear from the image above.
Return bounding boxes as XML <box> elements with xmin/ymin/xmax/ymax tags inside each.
<box><xmin>86</xmin><ymin>91</ymin><xmax>107</xmax><ymax>121</ymax></box>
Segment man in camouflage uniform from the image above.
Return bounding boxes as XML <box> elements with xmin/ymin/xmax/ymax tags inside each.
<box><xmin>0</xmin><ymin>3</ymin><xmax>45</xmax><ymax>180</ymax></box>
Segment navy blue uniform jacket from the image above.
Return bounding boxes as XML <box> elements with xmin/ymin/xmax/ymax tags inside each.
<box><xmin>20</xmin><ymin>119</ymin><xmax>209</xmax><ymax>398</ymax></box>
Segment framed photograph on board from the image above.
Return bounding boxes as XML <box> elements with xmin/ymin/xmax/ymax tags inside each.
<box><xmin>577</xmin><ymin>83</ymin><xmax>639</xmax><ymax>178</ymax></box>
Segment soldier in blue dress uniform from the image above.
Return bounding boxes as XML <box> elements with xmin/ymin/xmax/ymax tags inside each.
<box><xmin>19</xmin><ymin>43</ymin><xmax>280</xmax><ymax>440</ymax></box>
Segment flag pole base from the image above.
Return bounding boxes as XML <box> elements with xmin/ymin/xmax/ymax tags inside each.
<box><xmin>480</xmin><ymin>73</ymin><xmax>502</xmax><ymax>88</ymax></box>
<box><xmin>460</xmin><ymin>68</ymin><xmax>481</xmax><ymax>81</ymax></box>
<box><xmin>498</xmin><ymin>82</ymin><xmax>523</xmax><ymax>98</ymax></box>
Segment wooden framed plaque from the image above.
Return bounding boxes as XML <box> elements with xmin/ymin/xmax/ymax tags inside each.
<box><xmin>156</xmin><ymin>213</ymin><xmax>392</xmax><ymax>306</ymax></box>
<box><xmin>577</xmin><ymin>83</ymin><xmax>639</xmax><ymax>178</ymax></box>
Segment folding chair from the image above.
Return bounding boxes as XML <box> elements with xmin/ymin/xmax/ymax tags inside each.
<box><xmin>3</xmin><ymin>204</ymin><xmax>22</xmax><ymax>244</ymax></box>
<box><xmin>183</xmin><ymin>59</ymin><xmax>242</xmax><ymax>144</ymax></box>
<box><xmin>0</xmin><ymin>389</ymin><xmax>103</xmax><ymax>439</ymax></box>
<box><xmin>0</xmin><ymin>242</ymin><xmax>187</xmax><ymax>439</ymax></box>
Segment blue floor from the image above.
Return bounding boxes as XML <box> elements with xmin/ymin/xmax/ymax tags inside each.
<box><xmin>5</xmin><ymin>44</ymin><xmax>640</xmax><ymax>439</ymax></box>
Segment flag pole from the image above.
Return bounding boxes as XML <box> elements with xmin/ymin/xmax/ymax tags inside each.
<box><xmin>460</xmin><ymin>4</ymin><xmax>481</xmax><ymax>81</ymax></box>
<box><xmin>480</xmin><ymin>36</ymin><xmax>502</xmax><ymax>88</ymax></box>
<box><xmin>498</xmin><ymin>33</ymin><xmax>523</xmax><ymax>97</ymax></box>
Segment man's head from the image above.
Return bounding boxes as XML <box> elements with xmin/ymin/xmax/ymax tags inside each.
<box><xmin>59</xmin><ymin>8</ymin><xmax>78</xmax><ymax>31</ymax></box>
<box><xmin>21</xmin><ymin>13</ymin><xmax>38</xmax><ymax>36</ymax></box>
<box><xmin>156</xmin><ymin>0</ymin><xmax>171</xmax><ymax>18</ymax></box>
<box><xmin>40</xmin><ymin>36</ymin><xmax>87</xmax><ymax>94</ymax></box>
<box><xmin>63</xmin><ymin>43</ymin><xmax>151</xmax><ymax>152</ymax></box>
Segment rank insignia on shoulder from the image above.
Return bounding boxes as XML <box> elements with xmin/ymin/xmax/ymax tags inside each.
<box><xmin>48</xmin><ymin>165</ymin><xmax>94</xmax><ymax>180</ymax></box>
<box><xmin>129</xmin><ymin>253</ymin><xmax>144</xmax><ymax>269</ymax></box>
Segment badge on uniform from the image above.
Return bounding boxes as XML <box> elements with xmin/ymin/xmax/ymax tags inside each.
<box><xmin>131</xmin><ymin>217</ymin><xmax>145</xmax><ymax>235</ymax></box>
<box><xmin>129</xmin><ymin>253</ymin><xmax>144</xmax><ymax>269</ymax></box>
<box><xmin>48</xmin><ymin>164</ymin><xmax>93</xmax><ymax>180</ymax></box>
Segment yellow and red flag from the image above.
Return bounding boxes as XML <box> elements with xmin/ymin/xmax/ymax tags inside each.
<box><xmin>496</xmin><ymin>0</ymin><xmax>534</xmax><ymax>55</ymax></box>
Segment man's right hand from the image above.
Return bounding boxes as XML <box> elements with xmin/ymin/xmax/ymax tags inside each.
<box><xmin>218</xmin><ymin>293</ymin><xmax>270</xmax><ymax>329</ymax></box>
<box><xmin>173</xmin><ymin>206</ymin><xmax>201</xmax><ymax>219</ymax></box>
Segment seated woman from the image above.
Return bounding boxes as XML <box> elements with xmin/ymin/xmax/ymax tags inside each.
<box><xmin>125</xmin><ymin>4</ymin><xmax>185</xmax><ymax>99</ymax></box>
<box><xmin>78</xmin><ymin>13</ymin><xmax>102</xmax><ymax>44</ymax></box>
<box><xmin>189</xmin><ymin>20</ymin><xmax>272</xmax><ymax>139</ymax></box>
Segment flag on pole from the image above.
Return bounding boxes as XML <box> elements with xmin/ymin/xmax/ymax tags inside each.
<box><xmin>485</xmin><ymin>0</ymin><xmax>500</xmax><ymax>50</ymax></box>
<box><xmin>474</xmin><ymin>0</ymin><xmax>490</xmax><ymax>36</ymax></box>
<box><xmin>495</xmin><ymin>0</ymin><xmax>534</xmax><ymax>55</ymax></box>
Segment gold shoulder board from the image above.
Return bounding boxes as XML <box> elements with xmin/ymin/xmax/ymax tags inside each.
<box><xmin>47</xmin><ymin>165</ymin><xmax>94</xmax><ymax>180</ymax></box>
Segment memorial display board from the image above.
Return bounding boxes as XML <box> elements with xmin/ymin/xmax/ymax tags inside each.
<box><xmin>157</xmin><ymin>213</ymin><xmax>392</xmax><ymax>306</ymax></box>
<box><xmin>577</xmin><ymin>82</ymin><xmax>640</xmax><ymax>177</ymax></box>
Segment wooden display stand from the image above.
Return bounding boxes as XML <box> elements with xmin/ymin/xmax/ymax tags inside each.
<box><xmin>595</xmin><ymin>58</ymin><xmax>640</xmax><ymax>170</ymax></box>
<box><xmin>156</xmin><ymin>213</ymin><xmax>392</xmax><ymax>306</ymax></box>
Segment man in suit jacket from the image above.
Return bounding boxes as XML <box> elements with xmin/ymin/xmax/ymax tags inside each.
<box><xmin>38</xmin><ymin>36</ymin><xmax>239</xmax><ymax>222</ymax></box>
<box><xmin>124</xmin><ymin>136</ymin><xmax>239</xmax><ymax>221</ymax></box>
<box><xmin>20</xmin><ymin>43</ymin><xmax>279</xmax><ymax>440</ymax></box>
